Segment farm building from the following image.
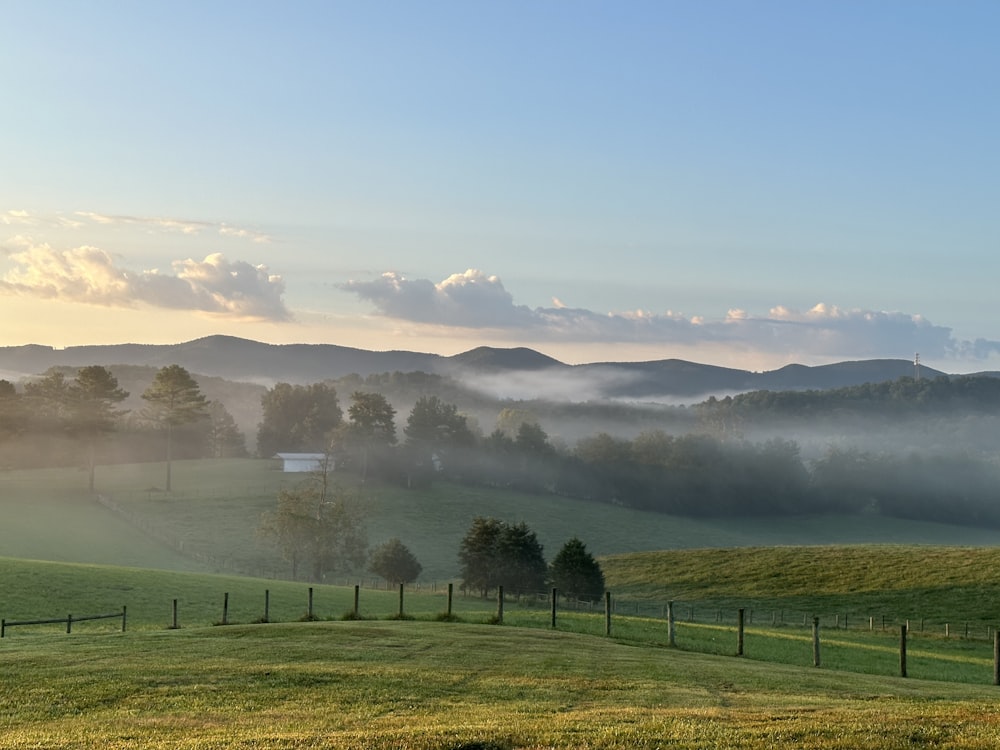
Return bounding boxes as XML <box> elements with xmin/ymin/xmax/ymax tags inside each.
<box><xmin>274</xmin><ymin>453</ymin><xmax>328</xmax><ymax>473</ymax></box>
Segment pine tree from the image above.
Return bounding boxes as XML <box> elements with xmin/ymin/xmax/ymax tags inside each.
<box><xmin>550</xmin><ymin>537</ymin><xmax>605</xmax><ymax>603</ymax></box>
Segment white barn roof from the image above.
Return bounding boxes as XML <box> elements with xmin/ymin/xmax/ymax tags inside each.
<box><xmin>274</xmin><ymin>453</ymin><xmax>328</xmax><ymax>472</ymax></box>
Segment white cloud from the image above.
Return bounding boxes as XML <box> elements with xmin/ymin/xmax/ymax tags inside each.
<box><xmin>4</xmin><ymin>209</ymin><xmax>271</xmax><ymax>243</ymax></box>
<box><xmin>341</xmin><ymin>269</ymin><xmax>535</xmax><ymax>327</ymax></box>
<box><xmin>0</xmin><ymin>239</ymin><xmax>289</xmax><ymax>321</ymax></box>
<box><xmin>342</xmin><ymin>268</ymin><xmax>991</xmax><ymax>362</ymax></box>
<box><xmin>72</xmin><ymin>211</ymin><xmax>271</xmax><ymax>243</ymax></box>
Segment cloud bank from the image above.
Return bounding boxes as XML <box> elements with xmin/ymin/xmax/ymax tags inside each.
<box><xmin>343</xmin><ymin>269</ymin><xmax>999</xmax><ymax>363</ymax></box>
<box><xmin>1</xmin><ymin>239</ymin><xmax>289</xmax><ymax>320</ymax></box>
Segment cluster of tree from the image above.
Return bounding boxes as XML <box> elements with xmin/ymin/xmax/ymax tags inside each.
<box><xmin>0</xmin><ymin>364</ymin><xmax>246</xmax><ymax>490</ymax></box>
<box><xmin>458</xmin><ymin>517</ymin><xmax>605</xmax><ymax>602</ymax></box>
<box><xmin>257</xmin><ymin>468</ymin><xmax>425</xmax><ymax>585</ymax></box>
<box><xmin>256</xmin><ymin>383</ymin><xmax>484</xmax><ymax>486</ymax></box>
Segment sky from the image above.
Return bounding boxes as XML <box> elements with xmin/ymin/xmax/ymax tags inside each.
<box><xmin>2</xmin><ymin>1</ymin><xmax>998</xmax><ymax>373</ymax></box>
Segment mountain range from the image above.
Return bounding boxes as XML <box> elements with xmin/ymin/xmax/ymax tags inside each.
<box><xmin>0</xmin><ymin>335</ymin><xmax>974</xmax><ymax>402</ymax></box>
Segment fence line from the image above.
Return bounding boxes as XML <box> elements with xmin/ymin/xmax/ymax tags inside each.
<box><xmin>1</xmin><ymin>607</ymin><xmax>126</xmax><ymax>637</ymax></box>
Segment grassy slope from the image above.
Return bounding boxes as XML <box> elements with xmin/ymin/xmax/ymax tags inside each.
<box><xmin>604</xmin><ymin>546</ymin><xmax>1000</xmax><ymax>631</ymax></box>
<box><xmin>6</xmin><ymin>541</ymin><xmax>1000</xmax><ymax>746</ymax></box>
<box><xmin>6</xmin><ymin>459</ymin><xmax>1000</xmax><ymax>581</ymax></box>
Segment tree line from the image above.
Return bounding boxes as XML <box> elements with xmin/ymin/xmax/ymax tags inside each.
<box><xmin>6</xmin><ymin>364</ymin><xmax>1000</xmax><ymax>529</ymax></box>
<box><xmin>254</xmin><ymin>378</ymin><xmax>1000</xmax><ymax>529</ymax></box>
<box><xmin>0</xmin><ymin>365</ymin><xmax>245</xmax><ymax>489</ymax></box>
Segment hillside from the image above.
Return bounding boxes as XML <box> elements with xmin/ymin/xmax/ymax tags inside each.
<box><xmin>6</xmin><ymin>460</ymin><xmax>1000</xmax><ymax>585</ymax></box>
<box><xmin>0</xmin><ymin>334</ymin><xmax>960</xmax><ymax>400</ymax></box>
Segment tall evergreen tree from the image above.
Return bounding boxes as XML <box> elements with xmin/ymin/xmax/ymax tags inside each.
<box><xmin>141</xmin><ymin>364</ymin><xmax>208</xmax><ymax>491</ymax></box>
<box><xmin>69</xmin><ymin>366</ymin><xmax>129</xmax><ymax>492</ymax></box>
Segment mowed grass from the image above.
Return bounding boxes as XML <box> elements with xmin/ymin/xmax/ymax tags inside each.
<box><xmin>7</xmin><ymin>531</ymin><xmax>1000</xmax><ymax>747</ymax></box>
<box><xmin>5</xmin><ymin>620</ymin><xmax>1000</xmax><ymax>749</ymax></box>
<box><xmin>4</xmin><ymin>555</ymin><xmax>1000</xmax><ymax>689</ymax></box>
<box><xmin>8</xmin><ymin>458</ymin><xmax>1000</xmax><ymax>581</ymax></box>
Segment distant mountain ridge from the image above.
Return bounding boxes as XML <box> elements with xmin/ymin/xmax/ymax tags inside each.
<box><xmin>0</xmin><ymin>335</ymin><xmax>962</xmax><ymax>401</ymax></box>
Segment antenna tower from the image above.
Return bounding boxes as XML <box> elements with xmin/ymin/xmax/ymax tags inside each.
<box><xmin>914</xmin><ymin>353</ymin><xmax>921</xmax><ymax>382</ymax></box>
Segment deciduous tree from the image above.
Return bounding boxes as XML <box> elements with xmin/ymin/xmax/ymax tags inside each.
<box><xmin>259</xmin><ymin>471</ymin><xmax>367</xmax><ymax>581</ymax></box>
<box><xmin>343</xmin><ymin>391</ymin><xmax>396</xmax><ymax>483</ymax></box>
<box><xmin>403</xmin><ymin>395</ymin><xmax>474</xmax><ymax>482</ymax></box>
<box><xmin>369</xmin><ymin>538</ymin><xmax>422</xmax><ymax>585</ymax></box>
<box><xmin>256</xmin><ymin>382</ymin><xmax>342</xmax><ymax>458</ymax></box>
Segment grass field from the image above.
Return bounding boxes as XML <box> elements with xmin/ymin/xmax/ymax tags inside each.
<box><xmin>7</xmin><ymin>460</ymin><xmax>1000</xmax><ymax>747</ymax></box>
<box><xmin>6</xmin><ymin>458</ymin><xmax>1000</xmax><ymax>581</ymax></box>
<box><xmin>6</xmin><ymin>618</ymin><xmax>1000</xmax><ymax>749</ymax></box>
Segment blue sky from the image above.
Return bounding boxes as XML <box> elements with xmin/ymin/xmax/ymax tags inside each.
<box><xmin>2</xmin><ymin>1</ymin><xmax>998</xmax><ymax>372</ymax></box>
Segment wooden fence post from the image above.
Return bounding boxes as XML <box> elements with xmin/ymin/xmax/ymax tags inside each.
<box><xmin>812</xmin><ymin>616</ymin><xmax>820</xmax><ymax>667</ymax></box>
<box><xmin>171</xmin><ymin>599</ymin><xmax>179</xmax><ymax>629</ymax></box>
<box><xmin>398</xmin><ymin>583</ymin><xmax>405</xmax><ymax>618</ymax></box>
<box><xmin>447</xmin><ymin>583</ymin><xmax>453</xmax><ymax>618</ymax></box>
<box><xmin>667</xmin><ymin>601</ymin><xmax>676</xmax><ymax>647</ymax></box>
<box><xmin>497</xmin><ymin>586</ymin><xmax>504</xmax><ymax>624</ymax></box>
<box><xmin>354</xmin><ymin>584</ymin><xmax>360</xmax><ymax>618</ymax></box>
<box><xmin>222</xmin><ymin>593</ymin><xmax>229</xmax><ymax>625</ymax></box>
<box><xmin>737</xmin><ymin>608</ymin><xmax>745</xmax><ymax>656</ymax></box>
<box><xmin>264</xmin><ymin>589</ymin><xmax>270</xmax><ymax>623</ymax></box>
<box><xmin>121</xmin><ymin>605</ymin><xmax>127</xmax><ymax>633</ymax></box>
<box><xmin>67</xmin><ymin>614</ymin><xmax>72</xmax><ymax>634</ymax></box>
<box><xmin>605</xmin><ymin>592</ymin><xmax>612</xmax><ymax>636</ymax></box>
<box><xmin>551</xmin><ymin>588</ymin><xmax>557</xmax><ymax>629</ymax></box>
<box><xmin>308</xmin><ymin>587</ymin><xmax>314</xmax><ymax>619</ymax></box>
<box><xmin>994</xmin><ymin>630</ymin><xmax>1000</xmax><ymax>686</ymax></box>
<box><xmin>900</xmin><ymin>623</ymin><xmax>908</xmax><ymax>678</ymax></box>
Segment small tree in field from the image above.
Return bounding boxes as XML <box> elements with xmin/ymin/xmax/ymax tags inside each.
<box><xmin>550</xmin><ymin>537</ymin><xmax>605</xmax><ymax>603</ymax></box>
<box><xmin>369</xmin><ymin>538</ymin><xmax>422</xmax><ymax>585</ymax></box>
<box><xmin>259</xmin><ymin>469</ymin><xmax>368</xmax><ymax>581</ymax></box>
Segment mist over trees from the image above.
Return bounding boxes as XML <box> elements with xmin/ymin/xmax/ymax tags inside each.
<box><xmin>256</xmin><ymin>382</ymin><xmax>342</xmax><ymax>458</ymax></box>
<box><xmin>5</xmin><ymin>357</ymin><xmax>1000</xmax><ymax>532</ymax></box>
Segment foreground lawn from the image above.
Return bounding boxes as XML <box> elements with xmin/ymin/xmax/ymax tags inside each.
<box><xmin>4</xmin><ymin>621</ymin><xmax>1000</xmax><ymax>749</ymax></box>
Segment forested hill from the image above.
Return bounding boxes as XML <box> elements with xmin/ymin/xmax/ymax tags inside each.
<box><xmin>697</xmin><ymin>373</ymin><xmax>1000</xmax><ymax>420</ymax></box>
<box><xmin>0</xmin><ymin>335</ymin><xmax>962</xmax><ymax>400</ymax></box>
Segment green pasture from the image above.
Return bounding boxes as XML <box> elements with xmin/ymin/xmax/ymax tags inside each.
<box><xmin>6</xmin><ymin>459</ymin><xmax>1000</xmax><ymax>582</ymax></box>
<box><xmin>5</xmin><ymin>618</ymin><xmax>1000</xmax><ymax>749</ymax></box>
<box><xmin>4</xmin><ymin>556</ymin><xmax>1000</xmax><ymax>689</ymax></box>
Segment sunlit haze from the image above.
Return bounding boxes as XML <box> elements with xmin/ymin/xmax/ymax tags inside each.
<box><xmin>3</xmin><ymin>2</ymin><xmax>998</xmax><ymax>373</ymax></box>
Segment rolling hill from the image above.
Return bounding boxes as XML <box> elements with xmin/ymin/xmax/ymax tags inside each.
<box><xmin>0</xmin><ymin>335</ymin><xmax>957</xmax><ymax>400</ymax></box>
